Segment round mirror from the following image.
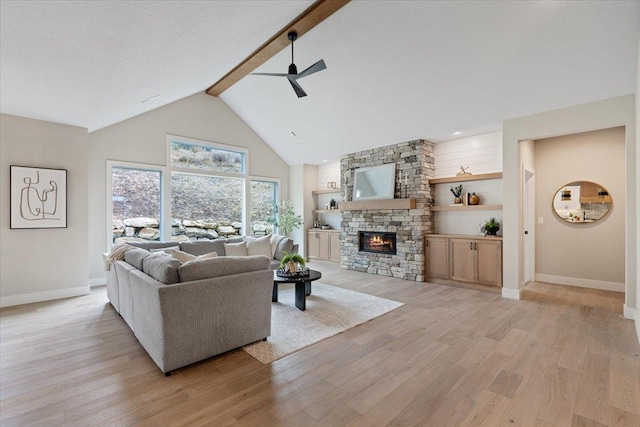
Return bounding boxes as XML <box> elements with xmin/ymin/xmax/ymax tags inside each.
<box><xmin>552</xmin><ymin>181</ymin><xmax>611</xmax><ymax>223</ymax></box>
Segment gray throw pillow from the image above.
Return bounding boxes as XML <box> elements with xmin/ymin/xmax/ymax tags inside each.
<box><xmin>178</xmin><ymin>255</ymin><xmax>270</xmax><ymax>282</ymax></box>
<box><xmin>274</xmin><ymin>238</ymin><xmax>294</xmax><ymax>260</ymax></box>
<box><xmin>124</xmin><ymin>248</ymin><xmax>151</xmax><ymax>270</ymax></box>
<box><xmin>180</xmin><ymin>239</ymin><xmax>227</xmax><ymax>256</ymax></box>
<box><xmin>142</xmin><ymin>253</ymin><xmax>181</xmax><ymax>284</ymax></box>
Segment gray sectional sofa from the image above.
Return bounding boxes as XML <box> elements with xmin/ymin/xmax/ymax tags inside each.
<box><xmin>105</xmin><ymin>235</ymin><xmax>297</xmax><ymax>375</ymax></box>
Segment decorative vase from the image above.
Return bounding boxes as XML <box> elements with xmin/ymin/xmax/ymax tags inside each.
<box><xmin>454</xmin><ymin>197</ymin><xmax>461</xmax><ymax>204</ymax></box>
<box><xmin>287</xmin><ymin>261</ymin><xmax>298</xmax><ymax>273</ymax></box>
<box><xmin>469</xmin><ymin>193</ymin><xmax>479</xmax><ymax>205</ymax></box>
<box><xmin>485</xmin><ymin>227</ymin><xmax>499</xmax><ymax>236</ymax></box>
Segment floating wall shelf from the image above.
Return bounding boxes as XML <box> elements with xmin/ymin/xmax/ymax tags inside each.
<box><xmin>430</xmin><ymin>204</ymin><xmax>503</xmax><ymax>212</ymax></box>
<box><xmin>429</xmin><ymin>172</ymin><xmax>503</xmax><ymax>185</ymax></box>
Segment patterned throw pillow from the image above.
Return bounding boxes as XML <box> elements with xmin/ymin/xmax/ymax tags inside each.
<box><xmin>224</xmin><ymin>241</ymin><xmax>248</xmax><ymax>257</ymax></box>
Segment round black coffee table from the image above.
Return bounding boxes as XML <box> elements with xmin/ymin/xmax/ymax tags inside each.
<box><xmin>272</xmin><ymin>269</ymin><xmax>322</xmax><ymax>311</ymax></box>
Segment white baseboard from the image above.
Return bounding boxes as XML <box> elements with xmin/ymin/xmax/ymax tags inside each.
<box><xmin>623</xmin><ymin>304</ymin><xmax>636</xmax><ymax>320</ymax></box>
<box><xmin>535</xmin><ymin>274</ymin><xmax>625</xmax><ymax>293</ymax></box>
<box><xmin>627</xmin><ymin>305</ymin><xmax>640</xmax><ymax>346</ymax></box>
<box><xmin>502</xmin><ymin>287</ymin><xmax>521</xmax><ymax>300</ymax></box>
<box><xmin>89</xmin><ymin>277</ymin><xmax>107</xmax><ymax>287</ymax></box>
<box><xmin>0</xmin><ymin>286</ymin><xmax>90</xmax><ymax>308</ymax></box>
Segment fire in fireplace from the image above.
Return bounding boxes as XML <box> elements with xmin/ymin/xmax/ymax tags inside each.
<box><xmin>359</xmin><ymin>231</ymin><xmax>397</xmax><ymax>255</ymax></box>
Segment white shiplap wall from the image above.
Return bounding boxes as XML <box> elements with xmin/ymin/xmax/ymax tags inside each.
<box><xmin>433</xmin><ymin>132</ymin><xmax>503</xmax><ymax>235</ymax></box>
<box><xmin>434</xmin><ymin>131</ymin><xmax>503</xmax><ymax>178</ymax></box>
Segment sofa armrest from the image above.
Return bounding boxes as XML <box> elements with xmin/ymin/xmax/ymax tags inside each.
<box><xmin>129</xmin><ymin>268</ymin><xmax>272</xmax><ymax>373</ymax></box>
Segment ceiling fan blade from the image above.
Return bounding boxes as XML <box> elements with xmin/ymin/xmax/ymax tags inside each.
<box><xmin>287</xmin><ymin>77</ymin><xmax>307</xmax><ymax>98</ymax></box>
<box><xmin>296</xmin><ymin>59</ymin><xmax>326</xmax><ymax>79</ymax></box>
<box><xmin>251</xmin><ymin>72</ymin><xmax>294</xmax><ymax>77</ymax></box>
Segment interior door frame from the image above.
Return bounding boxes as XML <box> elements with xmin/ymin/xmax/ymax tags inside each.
<box><xmin>523</xmin><ymin>166</ymin><xmax>536</xmax><ymax>284</ymax></box>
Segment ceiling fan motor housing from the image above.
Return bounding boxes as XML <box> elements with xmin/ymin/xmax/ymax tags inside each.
<box><xmin>289</xmin><ymin>63</ymin><xmax>298</xmax><ymax>74</ymax></box>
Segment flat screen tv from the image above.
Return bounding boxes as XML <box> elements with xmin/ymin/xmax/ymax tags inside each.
<box><xmin>352</xmin><ymin>163</ymin><xmax>396</xmax><ymax>201</ymax></box>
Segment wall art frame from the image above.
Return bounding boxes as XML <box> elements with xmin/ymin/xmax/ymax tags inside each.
<box><xmin>10</xmin><ymin>165</ymin><xmax>67</xmax><ymax>229</ymax></box>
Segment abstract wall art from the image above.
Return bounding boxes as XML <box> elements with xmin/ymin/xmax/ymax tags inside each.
<box><xmin>10</xmin><ymin>166</ymin><xmax>67</xmax><ymax>229</ymax></box>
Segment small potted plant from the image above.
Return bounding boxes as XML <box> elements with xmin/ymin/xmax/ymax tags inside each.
<box><xmin>280</xmin><ymin>251</ymin><xmax>306</xmax><ymax>273</ymax></box>
<box><xmin>484</xmin><ymin>217</ymin><xmax>500</xmax><ymax>236</ymax></box>
<box><xmin>450</xmin><ymin>184</ymin><xmax>463</xmax><ymax>204</ymax></box>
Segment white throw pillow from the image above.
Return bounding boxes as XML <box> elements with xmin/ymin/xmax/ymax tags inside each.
<box><xmin>270</xmin><ymin>234</ymin><xmax>286</xmax><ymax>258</ymax></box>
<box><xmin>224</xmin><ymin>241</ymin><xmax>248</xmax><ymax>257</ymax></box>
<box><xmin>246</xmin><ymin>234</ymin><xmax>273</xmax><ymax>258</ymax></box>
<box><xmin>166</xmin><ymin>248</ymin><xmax>217</xmax><ymax>263</ymax></box>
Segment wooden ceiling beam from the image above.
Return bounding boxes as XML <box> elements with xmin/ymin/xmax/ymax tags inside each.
<box><xmin>206</xmin><ymin>0</ymin><xmax>350</xmax><ymax>97</ymax></box>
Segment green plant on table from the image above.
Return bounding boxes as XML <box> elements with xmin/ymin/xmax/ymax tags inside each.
<box><xmin>280</xmin><ymin>251</ymin><xmax>306</xmax><ymax>272</ymax></box>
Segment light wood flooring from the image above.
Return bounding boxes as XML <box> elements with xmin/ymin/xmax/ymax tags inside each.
<box><xmin>1</xmin><ymin>261</ymin><xmax>639</xmax><ymax>426</ymax></box>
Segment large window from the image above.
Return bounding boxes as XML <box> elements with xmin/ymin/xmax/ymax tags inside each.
<box><xmin>107</xmin><ymin>137</ymin><xmax>279</xmax><ymax>248</ymax></box>
<box><xmin>169</xmin><ymin>136</ymin><xmax>247</xmax><ymax>241</ymax></box>
<box><xmin>250</xmin><ymin>179</ymin><xmax>278</xmax><ymax>235</ymax></box>
<box><xmin>110</xmin><ymin>166</ymin><xmax>162</xmax><ymax>244</ymax></box>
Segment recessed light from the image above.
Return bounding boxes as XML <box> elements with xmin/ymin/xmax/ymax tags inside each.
<box><xmin>289</xmin><ymin>130</ymin><xmax>303</xmax><ymax>143</ymax></box>
<box><xmin>141</xmin><ymin>94</ymin><xmax>160</xmax><ymax>104</ymax></box>
<box><xmin>453</xmin><ymin>131</ymin><xmax>461</xmax><ymax>135</ymax></box>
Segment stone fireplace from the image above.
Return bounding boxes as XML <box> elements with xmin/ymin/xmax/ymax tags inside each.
<box><xmin>359</xmin><ymin>231</ymin><xmax>397</xmax><ymax>255</ymax></box>
<box><xmin>340</xmin><ymin>139</ymin><xmax>434</xmax><ymax>281</ymax></box>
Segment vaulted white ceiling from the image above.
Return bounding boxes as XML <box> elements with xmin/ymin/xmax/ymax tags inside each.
<box><xmin>1</xmin><ymin>1</ymin><xmax>638</xmax><ymax>165</ymax></box>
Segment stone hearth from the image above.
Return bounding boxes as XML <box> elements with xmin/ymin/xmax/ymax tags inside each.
<box><xmin>340</xmin><ymin>140</ymin><xmax>434</xmax><ymax>281</ymax></box>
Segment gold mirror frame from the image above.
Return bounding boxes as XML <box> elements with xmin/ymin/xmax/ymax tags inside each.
<box><xmin>552</xmin><ymin>181</ymin><xmax>612</xmax><ymax>223</ymax></box>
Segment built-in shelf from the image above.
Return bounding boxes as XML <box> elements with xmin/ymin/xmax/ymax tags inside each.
<box><xmin>312</xmin><ymin>209</ymin><xmax>342</xmax><ymax>214</ymax></box>
<box><xmin>429</xmin><ymin>172</ymin><xmax>503</xmax><ymax>185</ymax></box>
<box><xmin>341</xmin><ymin>198</ymin><xmax>416</xmax><ymax>211</ymax></box>
<box><xmin>312</xmin><ymin>189</ymin><xmax>341</xmax><ymax>195</ymax></box>
<box><xmin>430</xmin><ymin>204</ymin><xmax>502</xmax><ymax>212</ymax></box>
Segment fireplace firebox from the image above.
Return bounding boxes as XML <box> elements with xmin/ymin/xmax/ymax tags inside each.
<box><xmin>359</xmin><ymin>231</ymin><xmax>397</xmax><ymax>255</ymax></box>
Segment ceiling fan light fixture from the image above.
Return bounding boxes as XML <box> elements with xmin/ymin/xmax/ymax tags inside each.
<box><xmin>250</xmin><ymin>31</ymin><xmax>326</xmax><ymax>98</ymax></box>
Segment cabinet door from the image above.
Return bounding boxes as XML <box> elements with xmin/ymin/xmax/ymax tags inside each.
<box><xmin>307</xmin><ymin>231</ymin><xmax>320</xmax><ymax>259</ymax></box>
<box><xmin>450</xmin><ymin>239</ymin><xmax>474</xmax><ymax>283</ymax></box>
<box><xmin>475</xmin><ymin>240</ymin><xmax>502</xmax><ymax>287</ymax></box>
<box><xmin>425</xmin><ymin>237</ymin><xmax>449</xmax><ymax>279</ymax></box>
<box><xmin>318</xmin><ymin>232</ymin><xmax>330</xmax><ymax>260</ymax></box>
<box><xmin>329</xmin><ymin>233</ymin><xmax>340</xmax><ymax>262</ymax></box>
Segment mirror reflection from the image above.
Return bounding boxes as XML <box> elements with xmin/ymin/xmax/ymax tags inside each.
<box><xmin>552</xmin><ymin>181</ymin><xmax>611</xmax><ymax>223</ymax></box>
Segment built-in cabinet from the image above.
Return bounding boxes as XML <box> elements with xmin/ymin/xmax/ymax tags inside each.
<box><xmin>307</xmin><ymin>230</ymin><xmax>340</xmax><ymax>262</ymax></box>
<box><xmin>425</xmin><ymin>234</ymin><xmax>502</xmax><ymax>287</ymax></box>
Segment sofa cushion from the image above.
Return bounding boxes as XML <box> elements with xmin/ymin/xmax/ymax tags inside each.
<box><xmin>274</xmin><ymin>238</ymin><xmax>294</xmax><ymax>260</ymax></box>
<box><xmin>180</xmin><ymin>239</ymin><xmax>227</xmax><ymax>256</ymax></box>
<box><xmin>178</xmin><ymin>255</ymin><xmax>270</xmax><ymax>282</ymax></box>
<box><xmin>224</xmin><ymin>241</ymin><xmax>248</xmax><ymax>257</ymax></box>
<box><xmin>130</xmin><ymin>241</ymin><xmax>178</xmax><ymax>251</ymax></box>
<box><xmin>124</xmin><ymin>248</ymin><xmax>151</xmax><ymax>270</ymax></box>
<box><xmin>150</xmin><ymin>246</ymin><xmax>179</xmax><ymax>253</ymax></box>
<box><xmin>142</xmin><ymin>253</ymin><xmax>181</xmax><ymax>284</ymax></box>
<box><xmin>226</xmin><ymin>236</ymin><xmax>245</xmax><ymax>244</ymax></box>
<box><xmin>245</xmin><ymin>235</ymin><xmax>272</xmax><ymax>257</ymax></box>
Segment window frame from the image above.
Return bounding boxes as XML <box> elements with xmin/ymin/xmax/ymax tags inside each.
<box><xmin>249</xmin><ymin>176</ymin><xmax>281</xmax><ymax>235</ymax></box>
<box><xmin>106</xmin><ymin>160</ymin><xmax>168</xmax><ymax>250</ymax></box>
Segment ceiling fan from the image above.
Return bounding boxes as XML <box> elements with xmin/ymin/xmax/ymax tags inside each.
<box><xmin>251</xmin><ymin>31</ymin><xmax>326</xmax><ymax>98</ymax></box>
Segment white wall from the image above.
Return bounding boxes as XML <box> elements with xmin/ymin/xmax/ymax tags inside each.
<box><xmin>88</xmin><ymin>93</ymin><xmax>290</xmax><ymax>283</ymax></box>
<box><xmin>433</xmin><ymin>132</ymin><xmax>503</xmax><ymax>235</ymax></box>
<box><xmin>314</xmin><ymin>162</ymin><xmax>341</xmax><ymax>230</ymax></box>
<box><xmin>0</xmin><ymin>114</ymin><xmax>89</xmax><ymax>307</ymax></box>
<box><xmin>534</xmin><ymin>127</ymin><xmax>625</xmax><ymax>291</ymax></box>
<box><xmin>635</xmin><ymin>33</ymin><xmax>640</xmax><ymax>345</ymax></box>
<box><xmin>502</xmin><ymin>95</ymin><xmax>636</xmax><ymax>305</ymax></box>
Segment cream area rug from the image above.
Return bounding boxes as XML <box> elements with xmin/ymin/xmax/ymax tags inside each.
<box><xmin>243</xmin><ymin>282</ymin><xmax>404</xmax><ymax>364</ymax></box>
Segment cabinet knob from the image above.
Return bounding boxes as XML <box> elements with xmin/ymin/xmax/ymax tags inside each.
<box><xmin>470</xmin><ymin>242</ymin><xmax>473</xmax><ymax>250</ymax></box>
